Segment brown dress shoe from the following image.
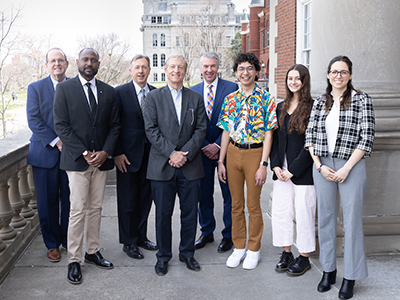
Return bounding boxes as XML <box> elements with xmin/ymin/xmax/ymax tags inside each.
<box><xmin>47</xmin><ymin>248</ymin><xmax>61</xmax><ymax>262</ymax></box>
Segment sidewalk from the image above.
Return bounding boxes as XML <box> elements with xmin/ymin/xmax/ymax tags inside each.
<box><xmin>0</xmin><ymin>175</ymin><xmax>398</xmax><ymax>300</ymax></box>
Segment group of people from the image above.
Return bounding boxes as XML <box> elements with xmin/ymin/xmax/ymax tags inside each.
<box><xmin>26</xmin><ymin>46</ymin><xmax>374</xmax><ymax>300</ymax></box>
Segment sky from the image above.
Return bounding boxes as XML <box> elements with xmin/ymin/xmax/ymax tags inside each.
<box><xmin>1</xmin><ymin>0</ymin><xmax>249</xmax><ymax>59</ymax></box>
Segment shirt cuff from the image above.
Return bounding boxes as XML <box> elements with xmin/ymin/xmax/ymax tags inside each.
<box><xmin>49</xmin><ymin>137</ymin><xmax>60</xmax><ymax>147</ymax></box>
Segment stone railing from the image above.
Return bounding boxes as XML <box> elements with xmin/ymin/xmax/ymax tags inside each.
<box><xmin>0</xmin><ymin>130</ymin><xmax>40</xmax><ymax>282</ymax></box>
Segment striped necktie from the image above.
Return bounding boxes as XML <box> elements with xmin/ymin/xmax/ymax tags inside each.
<box><xmin>206</xmin><ymin>85</ymin><xmax>214</xmax><ymax>120</ymax></box>
<box><xmin>140</xmin><ymin>88</ymin><xmax>146</xmax><ymax>114</ymax></box>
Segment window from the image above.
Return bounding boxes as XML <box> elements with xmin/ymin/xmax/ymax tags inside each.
<box><xmin>153</xmin><ymin>34</ymin><xmax>158</xmax><ymax>47</ymax></box>
<box><xmin>158</xmin><ymin>0</ymin><xmax>167</xmax><ymax>11</ymax></box>
<box><xmin>148</xmin><ymin>2</ymin><xmax>153</xmax><ymax>13</ymax></box>
<box><xmin>153</xmin><ymin>73</ymin><xmax>158</xmax><ymax>82</ymax></box>
<box><xmin>157</xmin><ymin>16</ymin><xmax>162</xmax><ymax>24</ymax></box>
<box><xmin>153</xmin><ymin>54</ymin><xmax>158</xmax><ymax>67</ymax></box>
<box><xmin>161</xmin><ymin>33</ymin><xmax>165</xmax><ymax>47</ymax></box>
<box><xmin>261</xmin><ymin>31</ymin><xmax>265</xmax><ymax>48</ymax></box>
<box><xmin>184</xmin><ymin>33</ymin><xmax>189</xmax><ymax>46</ymax></box>
<box><xmin>161</xmin><ymin>73</ymin><xmax>166</xmax><ymax>81</ymax></box>
<box><xmin>303</xmin><ymin>2</ymin><xmax>311</xmax><ymax>69</ymax></box>
<box><xmin>151</xmin><ymin>16</ymin><xmax>156</xmax><ymax>24</ymax></box>
<box><xmin>176</xmin><ymin>36</ymin><xmax>180</xmax><ymax>46</ymax></box>
<box><xmin>266</xmin><ymin>26</ymin><xmax>270</xmax><ymax>47</ymax></box>
<box><xmin>161</xmin><ymin>54</ymin><xmax>166</xmax><ymax>67</ymax></box>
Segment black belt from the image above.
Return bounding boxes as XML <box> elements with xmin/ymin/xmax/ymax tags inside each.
<box><xmin>230</xmin><ymin>139</ymin><xmax>263</xmax><ymax>149</ymax></box>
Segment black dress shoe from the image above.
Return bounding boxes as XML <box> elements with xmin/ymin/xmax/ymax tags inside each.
<box><xmin>194</xmin><ymin>235</ymin><xmax>214</xmax><ymax>249</ymax></box>
<box><xmin>275</xmin><ymin>251</ymin><xmax>294</xmax><ymax>272</ymax></box>
<box><xmin>339</xmin><ymin>278</ymin><xmax>355</xmax><ymax>299</ymax></box>
<box><xmin>179</xmin><ymin>256</ymin><xmax>200</xmax><ymax>271</ymax></box>
<box><xmin>317</xmin><ymin>269</ymin><xmax>337</xmax><ymax>292</ymax></box>
<box><xmin>84</xmin><ymin>251</ymin><xmax>113</xmax><ymax>269</ymax></box>
<box><xmin>123</xmin><ymin>244</ymin><xmax>144</xmax><ymax>259</ymax></box>
<box><xmin>217</xmin><ymin>237</ymin><xmax>233</xmax><ymax>253</ymax></box>
<box><xmin>138</xmin><ymin>240</ymin><xmax>158</xmax><ymax>251</ymax></box>
<box><xmin>155</xmin><ymin>260</ymin><xmax>168</xmax><ymax>276</ymax></box>
<box><xmin>67</xmin><ymin>262</ymin><xmax>82</xmax><ymax>285</ymax></box>
<box><xmin>286</xmin><ymin>255</ymin><xmax>311</xmax><ymax>276</ymax></box>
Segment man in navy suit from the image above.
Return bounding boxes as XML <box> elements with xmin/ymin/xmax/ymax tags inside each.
<box><xmin>114</xmin><ymin>55</ymin><xmax>157</xmax><ymax>260</ymax></box>
<box><xmin>191</xmin><ymin>52</ymin><xmax>238</xmax><ymax>253</ymax></box>
<box><xmin>27</xmin><ymin>48</ymin><xmax>70</xmax><ymax>263</ymax></box>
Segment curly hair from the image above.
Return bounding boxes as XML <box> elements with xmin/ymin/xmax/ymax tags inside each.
<box><xmin>324</xmin><ymin>55</ymin><xmax>356</xmax><ymax>113</ymax></box>
<box><xmin>233</xmin><ymin>52</ymin><xmax>261</xmax><ymax>72</ymax></box>
<box><xmin>279</xmin><ymin>64</ymin><xmax>312</xmax><ymax>135</ymax></box>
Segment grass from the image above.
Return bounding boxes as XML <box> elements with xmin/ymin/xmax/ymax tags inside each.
<box><xmin>1</xmin><ymin>91</ymin><xmax>27</xmax><ymax>111</ymax></box>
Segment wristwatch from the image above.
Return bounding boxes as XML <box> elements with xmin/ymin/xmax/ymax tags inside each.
<box><xmin>82</xmin><ymin>150</ymin><xmax>88</xmax><ymax>156</ymax></box>
<box><xmin>260</xmin><ymin>161</ymin><xmax>268</xmax><ymax>167</ymax></box>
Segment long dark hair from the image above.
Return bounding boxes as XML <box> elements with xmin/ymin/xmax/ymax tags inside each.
<box><xmin>279</xmin><ymin>64</ymin><xmax>312</xmax><ymax>134</ymax></box>
<box><xmin>324</xmin><ymin>55</ymin><xmax>356</xmax><ymax>113</ymax></box>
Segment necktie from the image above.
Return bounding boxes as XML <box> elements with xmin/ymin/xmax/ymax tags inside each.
<box><xmin>85</xmin><ymin>82</ymin><xmax>97</xmax><ymax>116</ymax></box>
<box><xmin>140</xmin><ymin>88</ymin><xmax>146</xmax><ymax>114</ymax></box>
<box><xmin>206</xmin><ymin>85</ymin><xmax>214</xmax><ymax>120</ymax></box>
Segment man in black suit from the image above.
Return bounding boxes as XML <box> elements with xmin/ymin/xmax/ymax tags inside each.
<box><xmin>115</xmin><ymin>54</ymin><xmax>157</xmax><ymax>260</ymax></box>
<box><xmin>144</xmin><ymin>54</ymin><xmax>207</xmax><ymax>276</ymax></box>
<box><xmin>54</xmin><ymin>48</ymin><xmax>120</xmax><ymax>285</ymax></box>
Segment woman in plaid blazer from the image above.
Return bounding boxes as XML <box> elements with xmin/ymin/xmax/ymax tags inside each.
<box><xmin>305</xmin><ymin>56</ymin><xmax>375</xmax><ymax>300</ymax></box>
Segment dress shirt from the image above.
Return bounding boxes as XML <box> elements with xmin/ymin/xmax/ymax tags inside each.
<box><xmin>132</xmin><ymin>81</ymin><xmax>149</xmax><ymax>106</ymax></box>
<box><xmin>168</xmin><ymin>84</ymin><xmax>183</xmax><ymax>124</ymax></box>
<box><xmin>325</xmin><ymin>101</ymin><xmax>340</xmax><ymax>154</ymax></box>
<box><xmin>217</xmin><ymin>84</ymin><xmax>277</xmax><ymax>144</ymax></box>
<box><xmin>78</xmin><ymin>74</ymin><xmax>98</xmax><ymax>106</ymax></box>
<box><xmin>305</xmin><ymin>90</ymin><xmax>375</xmax><ymax>160</ymax></box>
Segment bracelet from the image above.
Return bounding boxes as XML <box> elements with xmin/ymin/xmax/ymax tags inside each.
<box><xmin>317</xmin><ymin>164</ymin><xmax>324</xmax><ymax>173</ymax></box>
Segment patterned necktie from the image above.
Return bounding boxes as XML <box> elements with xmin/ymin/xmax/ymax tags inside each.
<box><xmin>206</xmin><ymin>85</ymin><xmax>214</xmax><ymax>120</ymax></box>
<box><xmin>140</xmin><ymin>88</ymin><xmax>146</xmax><ymax>115</ymax></box>
<box><xmin>85</xmin><ymin>82</ymin><xmax>97</xmax><ymax>116</ymax></box>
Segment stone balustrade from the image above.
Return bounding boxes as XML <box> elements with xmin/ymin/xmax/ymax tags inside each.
<box><xmin>0</xmin><ymin>130</ymin><xmax>40</xmax><ymax>283</ymax></box>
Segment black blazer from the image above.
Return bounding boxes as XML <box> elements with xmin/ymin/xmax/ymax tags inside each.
<box><xmin>114</xmin><ymin>81</ymin><xmax>156</xmax><ymax>173</ymax></box>
<box><xmin>53</xmin><ymin>76</ymin><xmax>120</xmax><ymax>171</ymax></box>
<box><xmin>270</xmin><ymin>101</ymin><xmax>314</xmax><ymax>185</ymax></box>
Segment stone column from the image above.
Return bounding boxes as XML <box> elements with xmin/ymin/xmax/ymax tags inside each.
<box><xmin>8</xmin><ymin>172</ymin><xmax>27</xmax><ymax>229</ymax></box>
<box><xmin>18</xmin><ymin>166</ymin><xmax>34</xmax><ymax>218</ymax></box>
<box><xmin>27</xmin><ymin>165</ymin><xmax>37</xmax><ymax>209</ymax></box>
<box><xmin>0</xmin><ymin>179</ymin><xmax>17</xmax><ymax>240</ymax></box>
<box><xmin>310</xmin><ymin>0</ymin><xmax>400</xmax><ymax>254</ymax></box>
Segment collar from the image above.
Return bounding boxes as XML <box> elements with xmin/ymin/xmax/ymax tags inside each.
<box><xmin>78</xmin><ymin>74</ymin><xmax>96</xmax><ymax>87</ymax></box>
<box><xmin>132</xmin><ymin>81</ymin><xmax>149</xmax><ymax>96</ymax></box>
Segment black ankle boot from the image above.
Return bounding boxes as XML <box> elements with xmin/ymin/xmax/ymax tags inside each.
<box><xmin>317</xmin><ymin>269</ymin><xmax>337</xmax><ymax>292</ymax></box>
<box><xmin>339</xmin><ymin>278</ymin><xmax>355</xmax><ymax>299</ymax></box>
<box><xmin>286</xmin><ymin>255</ymin><xmax>311</xmax><ymax>276</ymax></box>
<box><xmin>275</xmin><ymin>251</ymin><xmax>294</xmax><ymax>272</ymax></box>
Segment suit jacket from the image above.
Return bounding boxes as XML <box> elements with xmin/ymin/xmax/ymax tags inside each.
<box><xmin>144</xmin><ymin>85</ymin><xmax>207</xmax><ymax>181</ymax></box>
<box><xmin>27</xmin><ymin>75</ymin><xmax>64</xmax><ymax>169</ymax></box>
<box><xmin>270</xmin><ymin>101</ymin><xmax>314</xmax><ymax>185</ymax></box>
<box><xmin>191</xmin><ymin>78</ymin><xmax>238</xmax><ymax>148</ymax></box>
<box><xmin>114</xmin><ymin>81</ymin><xmax>156</xmax><ymax>173</ymax></box>
<box><xmin>53</xmin><ymin>75</ymin><xmax>120</xmax><ymax>172</ymax></box>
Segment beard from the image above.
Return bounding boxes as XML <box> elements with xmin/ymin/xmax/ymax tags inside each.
<box><xmin>78</xmin><ymin>66</ymin><xmax>98</xmax><ymax>79</ymax></box>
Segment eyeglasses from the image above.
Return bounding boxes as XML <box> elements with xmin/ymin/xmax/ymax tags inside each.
<box><xmin>48</xmin><ymin>58</ymin><xmax>66</xmax><ymax>64</ymax></box>
<box><xmin>329</xmin><ymin>70</ymin><xmax>350</xmax><ymax>78</ymax></box>
<box><xmin>237</xmin><ymin>66</ymin><xmax>255</xmax><ymax>72</ymax></box>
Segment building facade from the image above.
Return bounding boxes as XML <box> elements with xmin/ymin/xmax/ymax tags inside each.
<box><xmin>141</xmin><ymin>0</ymin><xmax>245</xmax><ymax>83</ymax></box>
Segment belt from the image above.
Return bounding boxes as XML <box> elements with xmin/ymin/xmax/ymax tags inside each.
<box><xmin>230</xmin><ymin>139</ymin><xmax>263</xmax><ymax>149</ymax></box>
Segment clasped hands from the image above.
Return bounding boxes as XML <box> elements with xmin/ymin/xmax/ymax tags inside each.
<box><xmin>319</xmin><ymin>165</ymin><xmax>350</xmax><ymax>183</ymax></box>
<box><xmin>83</xmin><ymin>150</ymin><xmax>108</xmax><ymax>168</ymax></box>
<box><xmin>169</xmin><ymin>151</ymin><xmax>188</xmax><ymax>168</ymax></box>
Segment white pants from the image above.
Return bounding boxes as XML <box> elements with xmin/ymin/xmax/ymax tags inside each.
<box><xmin>272</xmin><ymin>179</ymin><xmax>316</xmax><ymax>253</ymax></box>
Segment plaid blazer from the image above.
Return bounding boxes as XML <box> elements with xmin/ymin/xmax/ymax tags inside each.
<box><xmin>305</xmin><ymin>91</ymin><xmax>375</xmax><ymax>160</ymax></box>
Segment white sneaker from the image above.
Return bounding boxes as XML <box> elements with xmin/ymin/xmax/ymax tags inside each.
<box><xmin>242</xmin><ymin>250</ymin><xmax>260</xmax><ymax>270</ymax></box>
<box><xmin>226</xmin><ymin>248</ymin><xmax>246</xmax><ymax>268</ymax></box>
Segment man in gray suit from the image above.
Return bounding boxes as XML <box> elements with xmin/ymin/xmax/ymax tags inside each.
<box><xmin>144</xmin><ymin>54</ymin><xmax>207</xmax><ymax>276</ymax></box>
<box><xmin>54</xmin><ymin>48</ymin><xmax>120</xmax><ymax>284</ymax></box>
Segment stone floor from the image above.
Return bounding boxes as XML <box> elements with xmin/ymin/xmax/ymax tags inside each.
<box><xmin>0</xmin><ymin>174</ymin><xmax>399</xmax><ymax>300</ymax></box>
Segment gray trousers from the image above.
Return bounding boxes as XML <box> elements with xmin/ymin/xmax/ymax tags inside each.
<box><xmin>313</xmin><ymin>154</ymin><xmax>368</xmax><ymax>280</ymax></box>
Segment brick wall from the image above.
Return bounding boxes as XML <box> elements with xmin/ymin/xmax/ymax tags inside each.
<box><xmin>275</xmin><ymin>0</ymin><xmax>296</xmax><ymax>99</ymax></box>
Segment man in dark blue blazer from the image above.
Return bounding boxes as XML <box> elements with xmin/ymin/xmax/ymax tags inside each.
<box><xmin>191</xmin><ymin>52</ymin><xmax>238</xmax><ymax>253</ymax></box>
<box><xmin>114</xmin><ymin>55</ymin><xmax>157</xmax><ymax>260</ymax></box>
<box><xmin>27</xmin><ymin>48</ymin><xmax>70</xmax><ymax>263</ymax></box>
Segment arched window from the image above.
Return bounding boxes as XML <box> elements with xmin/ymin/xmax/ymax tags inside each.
<box><xmin>161</xmin><ymin>73</ymin><xmax>166</xmax><ymax>82</ymax></box>
<box><xmin>153</xmin><ymin>73</ymin><xmax>158</xmax><ymax>82</ymax></box>
<box><xmin>153</xmin><ymin>54</ymin><xmax>158</xmax><ymax>67</ymax></box>
<box><xmin>160</xmin><ymin>33</ymin><xmax>166</xmax><ymax>47</ymax></box>
<box><xmin>160</xmin><ymin>54</ymin><xmax>166</xmax><ymax>67</ymax></box>
<box><xmin>153</xmin><ymin>33</ymin><xmax>158</xmax><ymax>47</ymax></box>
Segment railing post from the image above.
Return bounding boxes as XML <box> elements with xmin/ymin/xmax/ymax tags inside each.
<box><xmin>8</xmin><ymin>172</ymin><xmax>27</xmax><ymax>229</ymax></box>
<box><xmin>27</xmin><ymin>165</ymin><xmax>37</xmax><ymax>209</ymax></box>
<box><xmin>18</xmin><ymin>166</ymin><xmax>34</xmax><ymax>218</ymax></box>
<box><xmin>0</xmin><ymin>217</ymin><xmax>6</xmax><ymax>251</ymax></box>
<box><xmin>0</xmin><ymin>179</ymin><xmax>17</xmax><ymax>240</ymax></box>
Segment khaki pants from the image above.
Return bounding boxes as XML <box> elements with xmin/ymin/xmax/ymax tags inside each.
<box><xmin>66</xmin><ymin>166</ymin><xmax>107</xmax><ymax>263</ymax></box>
<box><xmin>226</xmin><ymin>143</ymin><xmax>263</xmax><ymax>251</ymax></box>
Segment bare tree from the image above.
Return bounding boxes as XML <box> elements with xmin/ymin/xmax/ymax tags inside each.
<box><xmin>77</xmin><ymin>33</ymin><xmax>131</xmax><ymax>86</ymax></box>
<box><xmin>0</xmin><ymin>6</ymin><xmax>23</xmax><ymax>137</ymax></box>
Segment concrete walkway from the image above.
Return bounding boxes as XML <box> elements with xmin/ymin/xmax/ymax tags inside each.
<box><xmin>0</xmin><ymin>175</ymin><xmax>398</xmax><ymax>300</ymax></box>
